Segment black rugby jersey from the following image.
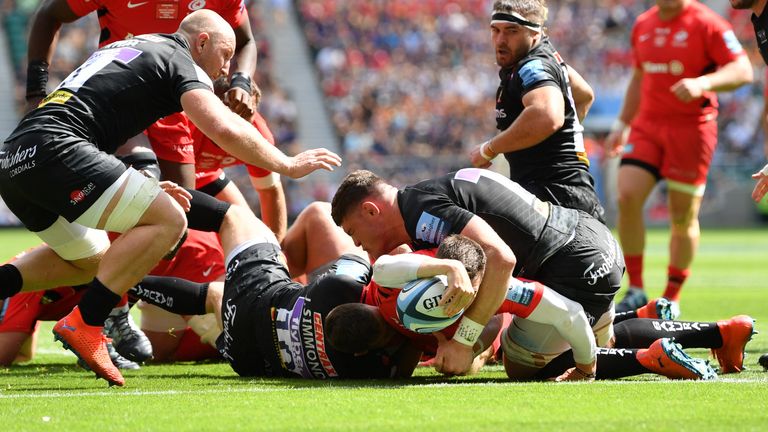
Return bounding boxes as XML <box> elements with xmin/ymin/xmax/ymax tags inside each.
<box><xmin>7</xmin><ymin>33</ymin><xmax>212</xmax><ymax>154</ymax></box>
<box><xmin>495</xmin><ymin>37</ymin><xmax>595</xmax><ymax>187</ymax></box>
<box><xmin>752</xmin><ymin>9</ymin><xmax>768</xmax><ymax>65</ymax></box>
<box><xmin>397</xmin><ymin>169</ymin><xmax>579</xmax><ymax>277</ymax></box>
<box><xmin>254</xmin><ymin>255</ymin><xmax>395</xmax><ymax>379</ymax></box>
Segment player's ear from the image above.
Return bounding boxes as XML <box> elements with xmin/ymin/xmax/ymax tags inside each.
<box><xmin>361</xmin><ymin>200</ymin><xmax>380</xmax><ymax>216</ymax></box>
<box><xmin>198</xmin><ymin>32</ymin><xmax>210</xmax><ymax>53</ymax></box>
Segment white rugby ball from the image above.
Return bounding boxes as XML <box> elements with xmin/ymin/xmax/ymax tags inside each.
<box><xmin>396</xmin><ymin>275</ymin><xmax>463</xmax><ymax>334</ymax></box>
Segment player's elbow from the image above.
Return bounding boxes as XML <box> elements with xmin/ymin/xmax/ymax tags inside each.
<box><xmin>486</xmin><ymin>246</ymin><xmax>516</xmax><ymax>276</ymax></box>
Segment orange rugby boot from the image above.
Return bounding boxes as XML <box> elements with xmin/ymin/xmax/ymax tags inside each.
<box><xmin>637</xmin><ymin>338</ymin><xmax>717</xmax><ymax>380</ymax></box>
<box><xmin>712</xmin><ymin>315</ymin><xmax>756</xmax><ymax>374</ymax></box>
<box><xmin>53</xmin><ymin>306</ymin><xmax>125</xmax><ymax>386</ymax></box>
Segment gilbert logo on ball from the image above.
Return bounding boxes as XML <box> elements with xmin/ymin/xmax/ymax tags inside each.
<box><xmin>396</xmin><ymin>275</ymin><xmax>463</xmax><ymax>334</ymax></box>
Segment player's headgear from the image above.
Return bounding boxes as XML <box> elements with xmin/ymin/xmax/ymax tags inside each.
<box><xmin>491</xmin><ymin>11</ymin><xmax>542</xmax><ymax>33</ymax></box>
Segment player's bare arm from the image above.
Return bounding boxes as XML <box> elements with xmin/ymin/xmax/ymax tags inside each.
<box><xmin>670</xmin><ymin>55</ymin><xmax>752</xmax><ymax>102</ymax></box>
<box><xmin>181</xmin><ymin>89</ymin><xmax>341</xmax><ymax>178</ymax></box>
<box><xmin>224</xmin><ymin>17</ymin><xmax>260</xmax><ymax>119</ymax></box>
<box><xmin>373</xmin><ymin>254</ymin><xmax>476</xmax><ymax>312</ymax></box>
<box><xmin>470</xmin><ymin>85</ymin><xmax>564</xmax><ymax>167</ymax></box>
<box><xmin>433</xmin><ymin>216</ymin><xmax>515</xmax><ymax>376</ymax></box>
<box><xmin>605</xmin><ymin>68</ymin><xmax>643</xmax><ymax>157</ymax></box>
<box><xmin>25</xmin><ymin>0</ymin><xmax>80</xmax><ymax>110</ymax></box>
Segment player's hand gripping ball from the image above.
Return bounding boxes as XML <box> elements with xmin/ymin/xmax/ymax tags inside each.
<box><xmin>396</xmin><ymin>276</ymin><xmax>464</xmax><ymax>334</ymax></box>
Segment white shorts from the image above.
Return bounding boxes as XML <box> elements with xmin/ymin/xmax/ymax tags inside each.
<box><xmin>502</xmin><ymin>308</ymin><xmax>615</xmax><ymax>368</ymax></box>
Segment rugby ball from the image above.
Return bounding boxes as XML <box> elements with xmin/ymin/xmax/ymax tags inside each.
<box><xmin>396</xmin><ymin>275</ymin><xmax>463</xmax><ymax>334</ymax></box>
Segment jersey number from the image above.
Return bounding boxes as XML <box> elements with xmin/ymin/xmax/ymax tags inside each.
<box><xmin>58</xmin><ymin>47</ymin><xmax>143</xmax><ymax>92</ymax></box>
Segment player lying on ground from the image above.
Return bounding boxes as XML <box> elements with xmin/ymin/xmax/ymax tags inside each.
<box><xmin>324</xmin><ymin>235</ymin><xmax>755</xmax><ymax>380</ymax></box>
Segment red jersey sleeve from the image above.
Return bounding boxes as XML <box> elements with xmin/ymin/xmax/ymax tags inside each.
<box><xmin>65</xmin><ymin>0</ymin><xmax>102</xmax><ymax>18</ymax></box>
<box><xmin>211</xmin><ymin>0</ymin><xmax>248</xmax><ymax>29</ymax></box>
<box><xmin>703</xmin><ymin>14</ymin><xmax>745</xmax><ymax>66</ymax></box>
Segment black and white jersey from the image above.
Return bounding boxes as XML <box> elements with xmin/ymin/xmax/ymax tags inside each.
<box><xmin>752</xmin><ymin>9</ymin><xmax>768</xmax><ymax>65</ymax></box>
<box><xmin>495</xmin><ymin>37</ymin><xmax>594</xmax><ymax>188</ymax></box>
<box><xmin>252</xmin><ymin>254</ymin><xmax>395</xmax><ymax>379</ymax></box>
<box><xmin>397</xmin><ymin>168</ymin><xmax>579</xmax><ymax>277</ymax></box>
<box><xmin>7</xmin><ymin>33</ymin><xmax>212</xmax><ymax>154</ymax></box>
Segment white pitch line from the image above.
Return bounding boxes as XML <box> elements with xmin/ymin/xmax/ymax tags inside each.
<box><xmin>1</xmin><ymin>377</ymin><xmax>766</xmax><ymax>399</ymax></box>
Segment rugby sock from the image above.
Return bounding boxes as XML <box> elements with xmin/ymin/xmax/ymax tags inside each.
<box><xmin>128</xmin><ymin>276</ymin><xmax>208</xmax><ymax>315</ymax></box>
<box><xmin>624</xmin><ymin>255</ymin><xmax>644</xmax><ymax>289</ymax></box>
<box><xmin>595</xmin><ymin>347</ymin><xmax>647</xmax><ymax>379</ymax></box>
<box><xmin>662</xmin><ymin>266</ymin><xmax>689</xmax><ymax>301</ymax></box>
<box><xmin>614</xmin><ymin>318</ymin><xmax>722</xmax><ymax>349</ymax></box>
<box><xmin>78</xmin><ymin>278</ymin><xmax>122</xmax><ymax>326</ymax></box>
<box><xmin>0</xmin><ymin>264</ymin><xmax>22</xmax><ymax>299</ymax></box>
<box><xmin>186</xmin><ymin>189</ymin><xmax>231</xmax><ymax>233</ymax></box>
<box><xmin>613</xmin><ymin>310</ymin><xmax>638</xmax><ymax>324</ymax></box>
<box><xmin>532</xmin><ymin>348</ymin><xmax>647</xmax><ymax>380</ymax></box>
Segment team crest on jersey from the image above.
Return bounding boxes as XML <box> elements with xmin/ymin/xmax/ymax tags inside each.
<box><xmin>188</xmin><ymin>0</ymin><xmax>206</xmax><ymax>10</ymax></box>
<box><xmin>671</xmin><ymin>30</ymin><xmax>688</xmax><ymax>47</ymax></box>
<box><xmin>758</xmin><ymin>30</ymin><xmax>767</xmax><ymax>44</ymax></box>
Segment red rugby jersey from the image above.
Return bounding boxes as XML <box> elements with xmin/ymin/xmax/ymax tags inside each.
<box><xmin>631</xmin><ymin>1</ymin><xmax>745</xmax><ymax>120</ymax></box>
<box><xmin>66</xmin><ymin>0</ymin><xmax>248</xmax><ymax>47</ymax></box>
<box><xmin>189</xmin><ymin>111</ymin><xmax>275</xmax><ymax>188</ymax></box>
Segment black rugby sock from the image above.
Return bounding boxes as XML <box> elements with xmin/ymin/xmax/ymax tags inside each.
<box><xmin>186</xmin><ymin>189</ymin><xmax>231</xmax><ymax>233</ymax></box>
<box><xmin>0</xmin><ymin>264</ymin><xmax>23</xmax><ymax>299</ymax></box>
<box><xmin>532</xmin><ymin>348</ymin><xmax>647</xmax><ymax>380</ymax></box>
<box><xmin>129</xmin><ymin>276</ymin><xmax>208</xmax><ymax>315</ymax></box>
<box><xmin>78</xmin><ymin>278</ymin><xmax>122</xmax><ymax>326</ymax></box>
<box><xmin>613</xmin><ymin>310</ymin><xmax>638</xmax><ymax>324</ymax></box>
<box><xmin>614</xmin><ymin>318</ymin><xmax>722</xmax><ymax>349</ymax></box>
<box><xmin>594</xmin><ymin>347</ymin><xmax>646</xmax><ymax>379</ymax></box>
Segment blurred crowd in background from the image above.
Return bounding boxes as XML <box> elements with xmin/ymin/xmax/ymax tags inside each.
<box><xmin>1</xmin><ymin>0</ymin><xmax>766</xmax><ymax>224</ymax></box>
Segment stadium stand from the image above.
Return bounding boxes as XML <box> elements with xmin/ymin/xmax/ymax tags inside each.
<box><xmin>1</xmin><ymin>0</ymin><xmax>765</xmax><ymax>225</ymax></box>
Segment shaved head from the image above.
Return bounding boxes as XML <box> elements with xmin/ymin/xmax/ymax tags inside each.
<box><xmin>178</xmin><ymin>10</ymin><xmax>236</xmax><ymax>80</ymax></box>
<box><xmin>179</xmin><ymin>9</ymin><xmax>235</xmax><ymax>44</ymax></box>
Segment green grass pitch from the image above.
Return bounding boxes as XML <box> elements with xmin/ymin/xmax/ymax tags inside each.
<box><xmin>0</xmin><ymin>227</ymin><xmax>767</xmax><ymax>431</ymax></box>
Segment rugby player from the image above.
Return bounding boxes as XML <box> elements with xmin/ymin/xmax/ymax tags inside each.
<box><xmin>0</xmin><ymin>10</ymin><xmax>340</xmax><ymax>386</ymax></box>
<box><xmin>469</xmin><ymin>0</ymin><xmax>605</xmax><ymax>222</ymax></box>
<box><xmin>127</xmin><ymin>196</ymin><xmax>420</xmax><ymax>379</ymax></box>
<box><xmin>605</xmin><ymin>0</ymin><xmax>753</xmax><ymax>313</ymax></box>
<box><xmin>330</xmin><ymin>168</ymin><xmax>624</xmax><ymax>377</ymax></box>
<box><xmin>327</xmin><ymin>235</ymin><xmax>754</xmax><ymax>380</ymax></box>
<box><xmin>26</xmin><ymin>0</ymin><xmax>261</xmax><ymax>187</ymax></box>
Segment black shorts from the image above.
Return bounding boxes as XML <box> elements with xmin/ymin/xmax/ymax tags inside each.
<box><xmin>216</xmin><ymin>242</ymin><xmax>298</xmax><ymax>377</ymax></box>
<box><xmin>524</xmin><ymin>181</ymin><xmax>605</xmax><ymax>224</ymax></box>
<box><xmin>0</xmin><ymin>131</ymin><xmax>124</xmax><ymax>231</ymax></box>
<box><xmin>196</xmin><ymin>173</ymin><xmax>230</xmax><ymax>197</ymax></box>
<box><xmin>535</xmin><ymin>213</ymin><xmax>624</xmax><ymax>321</ymax></box>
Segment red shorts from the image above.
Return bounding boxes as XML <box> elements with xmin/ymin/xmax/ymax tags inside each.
<box><xmin>623</xmin><ymin>116</ymin><xmax>717</xmax><ymax>189</ymax></box>
<box><xmin>0</xmin><ymin>287</ymin><xmax>84</xmax><ymax>334</ymax></box>
<box><xmin>145</xmin><ymin>112</ymin><xmax>196</xmax><ymax>164</ymax></box>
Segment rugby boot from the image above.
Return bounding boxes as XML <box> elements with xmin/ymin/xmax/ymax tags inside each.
<box><xmin>636</xmin><ymin>338</ymin><xmax>717</xmax><ymax>380</ymax></box>
<box><xmin>635</xmin><ymin>297</ymin><xmax>679</xmax><ymax>320</ymax></box>
<box><xmin>107</xmin><ymin>340</ymin><xmax>141</xmax><ymax>370</ymax></box>
<box><xmin>53</xmin><ymin>307</ymin><xmax>125</xmax><ymax>386</ymax></box>
<box><xmin>711</xmin><ymin>315</ymin><xmax>756</xmax><ymax>374</ymax></box>
<box><xmin>104</xmin><ymin>304</ymin><xmax>153</xmax><ymax>363</ymax></box>
<box><xmin>615</xmin><ymin>287</ymin><xmax>648</xmax><ymax>314</ymax></box>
